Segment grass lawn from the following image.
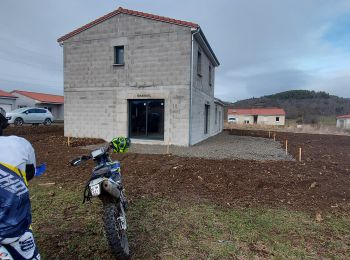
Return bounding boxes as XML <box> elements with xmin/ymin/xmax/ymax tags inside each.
<box><xmin>30</xmin><ymin>182</ymin><xmax>350</xmax><ymax>259</ymax></box>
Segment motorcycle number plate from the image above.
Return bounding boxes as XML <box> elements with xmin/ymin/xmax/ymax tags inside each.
<box><xmin>89</xmin><ymin>178</ymin><xmax>103</xmax><ymax>197</ymax></box>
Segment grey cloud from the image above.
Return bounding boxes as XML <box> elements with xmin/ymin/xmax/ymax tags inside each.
<box><xmin>244</xmin><ymin>70</ymin><xmax>311</xmax><ymax>96</ymax></box>
<box><xmin>0</xmin><ymin>0</ymin><xmax>350</xmax><ymax>101</ymax></box>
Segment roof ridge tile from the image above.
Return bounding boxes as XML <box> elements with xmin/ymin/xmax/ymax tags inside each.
<box><xmin>57</xmin><ymin>6</ymin><xmax>198</xmax><ymax>42</ymax></box>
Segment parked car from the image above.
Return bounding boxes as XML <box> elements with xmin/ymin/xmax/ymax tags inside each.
<box><xmin>6</xmin><ymin>107</ymin><xmax>53</xmax><ymax>126</ymax></box>
<box><xmin>228</xmin><ymin>117</ymin><xmax>237</xmax><ymax>124</ymax></box>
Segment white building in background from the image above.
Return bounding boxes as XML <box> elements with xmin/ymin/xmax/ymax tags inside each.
<box><xmin>11</xmin><ymin>90</ymin><xmax>64</xmax><ymax>121</ymax></box>
<box><xmin>0</xmin><ymin>90</ymin><xmax>17</xmax><ymax>113</ymax></box>
<box><xmin>227</xmin><ymin>108</ymin><xmax>286</xmax><ymax>126</ymax></box>
<box><xmin>336</xmin><ymin>114</ymin><xmax>350</xmax><ymax>129</ymax></box>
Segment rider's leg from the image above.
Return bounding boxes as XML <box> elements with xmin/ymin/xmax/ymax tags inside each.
<box><xmin>1</xmin><ymin>229</ymin><xmax>40</xmax><ymax>260</ymax></box>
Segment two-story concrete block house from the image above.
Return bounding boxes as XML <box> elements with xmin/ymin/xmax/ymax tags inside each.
<box><xmin>58</xmin><ymin>7</ymin><xmax>222</xmax><ymax>146</ymax></box>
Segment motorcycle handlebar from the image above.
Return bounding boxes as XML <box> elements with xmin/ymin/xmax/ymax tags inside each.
<box><xmin>70</xmin><ymin>155</ymin><xmax>92</xmax><ymax>167</ymax></box>
<box><xmin>70</xmin><ymin>142</ymin><xmax>114</xmax><ymax>167</ymax></box>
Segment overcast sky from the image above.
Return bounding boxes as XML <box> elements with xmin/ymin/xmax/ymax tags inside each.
<box><xmin>1</xmin><ymin>0</ymin><xmax>350</xmax><ymax>102</ymax></box>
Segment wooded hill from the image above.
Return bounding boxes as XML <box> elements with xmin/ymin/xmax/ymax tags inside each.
<box><xmin>229</xmin><ymin>90</ymin><xmax>350</xmax><ymax>123</ymax></box>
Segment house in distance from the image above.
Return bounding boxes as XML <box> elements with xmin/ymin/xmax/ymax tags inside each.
<box><xmin>227</xmin><ymin>108</ymin><xmax>286</xmax><ymax>126</ymax></box>
<box><xmin>336</xmin><ymin>114</ymin><xmax>350</xmax><ymax>129</ymax></box>
<box><xmin>11</xmin><ymin>90</ymin><xmax>64</xmax><ymax>121</ymax></box>
<box><xmin>0</xmin><ymin>90</ymin><xmax>17</xmax><ymax>113</ymax></box>
<box><xmin>57</xmin><ymin>7</ymin><xmax>223</xmax><ymax>146</ymax></box>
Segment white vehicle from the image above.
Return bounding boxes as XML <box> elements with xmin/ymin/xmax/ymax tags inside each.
<box><xmin>6</xmin><ymin>107</ymin><xmax>53</xmax><ymax>126</ymax></box>
<box><xmin>228</xmin><ymin>117</ymin><xmax>237</xmax><ymax>123</ymax></box>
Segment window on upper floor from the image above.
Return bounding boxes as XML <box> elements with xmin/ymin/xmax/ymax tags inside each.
<box><xmin>197</xmin><ymin>51</ymin><xmax>202</xmax><ymax>76</ymax></box>
<box><xmin>209</xmin><ymin>65</ymin><xmax>212</xmax><ymax>86</ymax></box>
<box><xmin>114</xmin><ymin>46</ymin><xmax>124</xmax><ymax>65</ymax></box>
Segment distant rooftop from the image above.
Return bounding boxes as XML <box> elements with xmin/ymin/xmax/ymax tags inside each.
<box><xmin>11</xmin><ymin>90</ymin><xmax>64</xmax><ymax>104</ymax></box>
<box><xmin>0</xmin><ymin>90</ymin><xmax>17</xmax><ymax>99</ymax></box>
<box><xmin>57</xmin><ymin>7</ymin><xmax>199</xmax><ymax>43</ymax></box>
<box><xmin>57</xmin><ymin>6</ymin><xmax>220</xmax><ymax>66</ymax></box>
<box><xmin>336</xmin><ymin>114</ymin><xmax>350</xmax><ymax>119</ymax></box>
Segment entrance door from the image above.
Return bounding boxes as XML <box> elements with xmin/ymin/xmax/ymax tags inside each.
<box><xmin>129</xmin><ymin>99</ymin><xmax>164</xmax><ymax>140</ymax></box>
<box><xmin>253</xmin><ymin>115</ymin><xmax>258</xmax><ymax>124</ymax></box>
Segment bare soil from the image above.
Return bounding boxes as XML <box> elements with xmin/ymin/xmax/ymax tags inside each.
<box><xmin>4</xmin><ymin>125</ymin><xmax>350</xmax><ymax>214</ymax></box>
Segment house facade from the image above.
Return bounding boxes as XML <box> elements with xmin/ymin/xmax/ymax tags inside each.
<box><xmin>336</xmin><ymin>114</ymin><xmax>350</xmax><ymax>129</ymax></box>
<box><xmin>58</xmin><ymin>7</ymin><xmax>221</xmax><ymax>146</ymax></box>
<box><xmin>11</xmin><ymin>90</ymin><xmax>64</xmax><ymax>121</ymax></box>
<box><xmin>0</xmin><ymin>90</ymin><xmax>17</xmax><ymax>113</ymax></box>
<box><xmin>227</xmin><ymin>108</ymin><xmax>286</xmax><ymax>126</ymax></box>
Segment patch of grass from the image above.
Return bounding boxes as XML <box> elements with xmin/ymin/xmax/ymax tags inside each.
<box><xmin>29</xmin><ymin>183</ymin><xmax>350</xmax><ymax>259</ymax></box>
<box><xmin>318</xmin><ymin>116</ymin><xmax>337</xmax><ymax>126</ymax></box>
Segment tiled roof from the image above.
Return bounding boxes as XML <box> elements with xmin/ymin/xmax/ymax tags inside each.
<box><xmin>0</xmin><ymin>90</ymin><xmax>17</xmax><ymax>98</ymax></box>
<box><xmin>12</xmin><ymin>90</ymin><xmax>64</xmax><ymax>104</ymax></box>
<box><xmin>228</xmin><ymin>108</ymin><xmax>286</xmax><ymax>116</ymax></box>
<box><xmin>336</xmin><ymin>114</ymin><xmax>350</xmax><ymax>119</ymax></box>
<box><xmin>57</xmin><ymin>7</ymin><xmax>199</xmax><ymax>42</ymax></box>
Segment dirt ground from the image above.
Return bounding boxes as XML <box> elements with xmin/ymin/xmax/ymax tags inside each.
<box><xmin>3</xmin><ymin>125</ymin><xmax>350</xmax><ymax>258</ymax></box>
<box><xmin>4</xmin><ymin>125</ymin><xmax>350</xmax><ymax>214</ymax></box>
<box><xmin>124</xmin><ymin>132</ymin><xmax>293</xmax><ymax>161</ymax></box>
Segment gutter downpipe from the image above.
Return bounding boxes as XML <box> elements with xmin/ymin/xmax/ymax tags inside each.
<box><xmin>189</xmin><ymin>27</ymin><xmax>200</xmax><ymax>146</ymax></box>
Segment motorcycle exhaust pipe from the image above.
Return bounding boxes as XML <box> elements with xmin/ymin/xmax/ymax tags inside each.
<box><xmin>102</xmin><ymin>179</ymin><xmax>121</xmax><ymax>199</ymax></box>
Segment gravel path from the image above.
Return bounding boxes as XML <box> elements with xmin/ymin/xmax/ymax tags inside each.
<box><xmin>85</xmin><ymin>132</ymin><xmax>293</xmax><ymax>161</ymax></box>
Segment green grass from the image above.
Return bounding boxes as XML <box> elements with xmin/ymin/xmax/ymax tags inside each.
<box><xmin>318</xmin><ymin>116</ymin><xmax>337</xmax><ymax>126</ymax></box>
<box><xmin>30</xmin><ymin>182</ymin><xmax>350</xmax><ymax>259</ymax></box>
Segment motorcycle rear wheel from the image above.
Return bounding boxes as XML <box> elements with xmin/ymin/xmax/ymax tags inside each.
<box><xmin>101</xmin><ymin>196</ymin><xmax>130</xmax><ymax>259</ymax></box>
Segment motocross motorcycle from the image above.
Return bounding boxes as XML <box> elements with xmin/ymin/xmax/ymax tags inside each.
<box><xmin>70</xmin><ymin>137</ymin><xmax>130</xmax><ymax>259</ymax></box>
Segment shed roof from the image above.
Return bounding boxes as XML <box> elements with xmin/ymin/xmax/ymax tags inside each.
<box><xmin>228</xmin><ymin>108</ymin><xmax>286</xmax><ymax>116</ymax></box>
<box><xmin>11</xmin><ymin>90</ymin><xmax>64</xmax><ymax>104</ymax></box>
<box><xmin>0</xmin><ymin>90</ymin><xmax>17</xmax><ymax>99</ymax></box>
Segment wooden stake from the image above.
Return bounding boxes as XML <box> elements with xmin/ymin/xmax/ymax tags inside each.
<box><xmin>166</xmin><ymin>140</ymin><xmax>170</xmax><ymax>154</ymax></box>
<box><xmin>285</xmin><ymin>140</ymin><xmax>288</xmax><ymax>154</ymax></box>
<box><xmin>67</xmin><ymin>136</ymin><xmax>71</xmax><ymax>147</ymax></box>
<box><xmin>273</xmin><ymin>133</ymin><xmax>276</xmax><ymax>141</ymax></box>
<box><xmin>298</xmin><ymin>147</ymin><xmax>302</xmax><ymax>162</ymax></box>
<box><xmin>268</xmin><ymin>131</ymin><xmax>271</xmax><ymax>138</ymax></box>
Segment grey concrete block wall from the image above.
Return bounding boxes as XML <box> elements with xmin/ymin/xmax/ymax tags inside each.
<box><xmin>64</xmin><ymin>86</ymin><xmax>190</xmax><ymax>145</ymax></box>
<box><xmin>63</xmin><ymin>13</ymin><xmax>192</xmax><ymax>145</ymax></box>
<box><xmin>192</xmin><ymin>39</ymin><xmax>215</xmax><ymax>97</ymax></box>
<box><xmin>62</xmin><ymin>12</ymin><xmax>220</xmax><ymax>146</ymax></box>
<box><xmin>190</xmin><ymin>89</ymin><xmax>223</xmax><ymax>145</ymax></box>
<box><xmin>64</xmin><ymin>89</ymin><xmax>118</xmax><ymax>140</ymax></box>
<box><xmin>189</xmin><ymin>34</ymin><xmax>221</xmax><ymax>145</ymax></box>
<box><xmin>63</xmin><ymin>14</ymin><xmax>192</xmax><ymax>90</ymax></box>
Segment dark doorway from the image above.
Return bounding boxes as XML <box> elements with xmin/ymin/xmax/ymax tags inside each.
<box><xmin>129</xmin><ymin>99</ymin><xmax>164</xmax><ymax>140</ymax></box>
<box><xmin>253</xmin><ymin>115</ymin><xmax>258</xmax><ymax>124</ymax></box>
